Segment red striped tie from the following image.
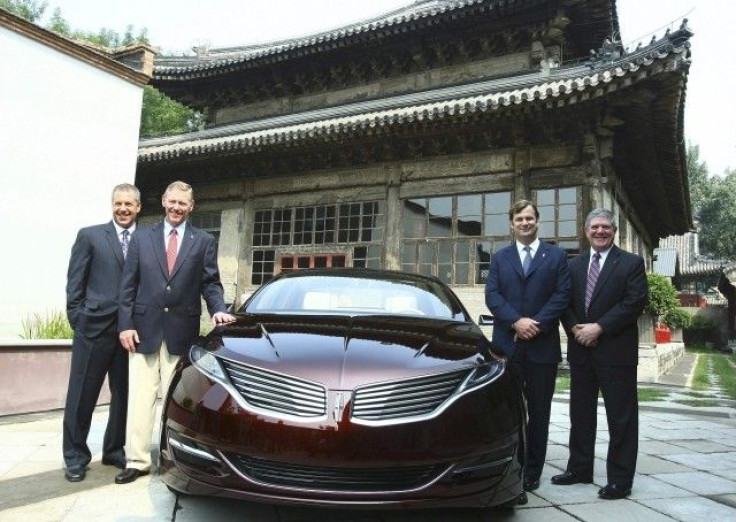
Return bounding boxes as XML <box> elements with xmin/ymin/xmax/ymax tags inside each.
<box><xmin>166</xmin><ymin>229</ymin><xmax>178</xmax><ymax>275</ymax></box>
<box><xmin>585</xmin><ymin>252</ymin><xmax>601</xmax><ymax>313</ymax></box>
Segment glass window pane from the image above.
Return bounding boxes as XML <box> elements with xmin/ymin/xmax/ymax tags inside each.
<box><xmin>484</xmin><ymin>214</ymin><xmax>508</xmax><ymax>236</ymax></box>
<box><xmin>439</xmin><ymin>242</ymin><xmax>453</xmax><ymax>263</ymax></box>
<box><xmin>456</xmin><ymin>243</ymin><xmax>470</xmax><ymax>263</ymax></box>
<box><xmin>458</xmin><ymin>194</ymin><xmax>482</xmax><ymax>216</ymax></box>
<box><xmin>536</xmin><ymin>189</ymin><xmax>555</xmax><ymax>206</ymax></box>
<box><xmin>428</xmin><ymin>197</ymin><xmax>452</xmax><ymax>218</ymax></box>
<box><xmin>539</xmin><ymin>222</ymin><xmax>555</xmax><ymax>238</ymax></box>
<box><xmin>559</xmin><ymin>204</ymin><xmax>576</xmax><ymax>221</ymax></box>
<box><xmin>559</xmin><ymin>187</ymin><xmax>577</xmax><ymax>204</ymax></box>
<box><xmin>559</xmin><ymin>221</ymin><xmax>577</xmax><ymax>237</ymax></box>
<box><xmin>455</xmin><ymin>263</ymin><xmax>469</xmax><ymax>284</ymax></box>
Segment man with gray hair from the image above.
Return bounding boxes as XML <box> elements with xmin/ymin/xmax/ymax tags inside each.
<box><xmin>63</xmin><ymin>183</ymin><xmax>141</xmax><ymax>482</ymax></box>
<box><xmin>552</xmin><ymin>208</ymin><xmax>647</xmax><ymax>500</ymax></box>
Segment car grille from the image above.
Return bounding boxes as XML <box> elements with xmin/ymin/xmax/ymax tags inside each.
<box><xmin>352</xmin><ymin>369</ymin><xmax>469</xmax><ymax>421</ymax></box>
<box><xmin>226</xmin><ymin>453</ymin><xmax>447</xmax><ymax>492</ymax></box>
<box><xmin>220</xmin><ymin>360</ymin><xmax>327</xmax><ymax>417</ymax></box>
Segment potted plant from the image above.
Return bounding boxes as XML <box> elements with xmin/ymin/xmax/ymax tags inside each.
<box><xmin>645</xmin><ymin>274</ymin><xmax>679</xmax><ymax>344</ymax></box>
<box><xmin>663</xmin><ymin>307</ymin><xmax>691</xmax><ymax>342</ymax></box>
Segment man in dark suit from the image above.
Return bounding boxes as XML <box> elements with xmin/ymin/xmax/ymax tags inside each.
<box><xmin>63</xmin><ymin>183</ymin><xmax>141</xmax><ymax>482</ymax></box>
<box><xmin>551</xmin><ymin>208</ymin><xmax>647</xmax><ymax>500</ymax></box>
<box><xmin>115</xmin><ymin>180</ymin><xmax>235</xmax><ymax>484</ymax></box>
<box><xmin>486</xmin><ymin>200</ymin><xmax>570</xmax><ymax>502</ymax></box>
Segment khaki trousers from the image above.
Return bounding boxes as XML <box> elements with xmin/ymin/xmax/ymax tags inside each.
<box><xmin>125</xmin><ymin>342</ymin><xmax>180</xmax><ymax>471</ymax></box>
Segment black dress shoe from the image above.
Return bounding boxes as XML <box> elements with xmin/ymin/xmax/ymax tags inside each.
<box><xmin>65</xmin><ymin>466</ymin><xmax>86</xmax><ymax>482</ymax></box>
<box><xmin>598</xmin><ymin>484</ymin><xmax>631</xmax><ymax>499</ymax></box>
<box><xmin>517</xmin><ymin>491</ymin><xmax>528</xmax><ymax>505</ymax></box>
<box><xmin>523</xmin><ymin>478</ymin><xmax>540</xmax><ymax>491</ymax></box>
<box><xmin>551</xmin><ymin>470</ymin><xmax>593</xmax><ymax>485</ymax></box>
<box><xmin>115</xmin><ymin>468</ymin><xmax>149</xmax><ymax>484</ymax></box>
<box><xmin>102</xmin><ymin>456</ymin><xmax>127</xmax><ymax>470</ymax></box>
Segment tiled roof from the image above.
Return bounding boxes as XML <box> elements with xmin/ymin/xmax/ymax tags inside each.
<box><xmin>138</xmin><ymin>28</ymin><xmax>691</xmax><ymax>163</ymax></box>
<box><xmin>659</xmin><ymin>232</ymin><xmax>724</xmax><ymax>277</ymax></box>
<box><xmin>151</xmin><ymin>0</ymin><xmax>616</xmax><ymax>80</ymax></box>
<box><xmin>152</xmin><ymin>0</ymin><xmax>516</xmax><ymax>77</ymax></box>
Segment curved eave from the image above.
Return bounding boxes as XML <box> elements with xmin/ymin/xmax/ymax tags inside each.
<box><xmin>150</xmin><ymin>0</ymin><xmax>615</xmax><ymax>81</ymax></box>
<box><xmin>612</xmin><ymin>49</ymin><xmax>692</xmax><ymax>239</ymax></box>
<box><xmin>139</xmin><ymin>39</ymin><xmax>690</xmax><ymax>166</ymax></box>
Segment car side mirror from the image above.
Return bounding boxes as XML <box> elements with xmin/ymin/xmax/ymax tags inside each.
<box><xmin>478</xmin><ymin>314</ymin><xmax>494</xmax><ymax>326</ymax></box>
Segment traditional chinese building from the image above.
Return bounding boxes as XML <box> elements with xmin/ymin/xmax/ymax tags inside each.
<box><xmin>136</xmin><ymin>0</ymin><xmax>693</xmax><ymax>314</ymax></box>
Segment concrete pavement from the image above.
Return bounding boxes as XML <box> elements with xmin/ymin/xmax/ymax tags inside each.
<box><xmin>2</xmin><ymin>355</ymin><xmax>736</xmax><ymax>521</ymax></box>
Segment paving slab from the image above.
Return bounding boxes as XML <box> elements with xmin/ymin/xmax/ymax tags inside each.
<box><xmin>662</xmin><ymin>452</ymin><xmax>736</xmax><ymax>471</ymax></box>
<box><xmin>650</xmin><ymin>471</ymin><xmax>736</xmax><ymax>495</ymax></box>
<box><xmin>640</xmin><ymin>496</ymin><xmax>736</xmax><ymax>520</ymax></box>
<box><xmin>562</xmin><ymin>499</ymin><xmax>676</xmax><ymax>522</ymax></box>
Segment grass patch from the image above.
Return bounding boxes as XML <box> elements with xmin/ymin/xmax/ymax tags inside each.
<box><xmin>638</xmin><ymin>388</ymin><xmax>669</xmax><ymax>402</ymax></box>
<box><xmin>674</xmin><ymin>399</ymin><xmax>720</xmax><ymax>407</ymax></box>
<box><xmin>20</xmin><ymin>310</ymin><xmax>73</xmax><ymax>339</ymax></box>
<box><xmin>691</xmin><ymin>354</ymin><xmax>711</xmax><ymax>390</ymax></box>
<box><xmin>555</xmin><ymin>375</ymin><xmax>570</xmax><ymax>393</ymax></box>
<box><xmin>710</xmin><ymin>355</ymin><xmax>736</xmax><ymax>400</ymax></box>
<box><xmin>681</xmin><ymin>391</ymin><xmax>712</xmax><ymax>398</ymax></box>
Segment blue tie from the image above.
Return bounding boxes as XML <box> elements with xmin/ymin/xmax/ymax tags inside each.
<box><xmin>522</xmin><ymin>246</ymin><xmax>532</xmax><ymax>275</ymax></box>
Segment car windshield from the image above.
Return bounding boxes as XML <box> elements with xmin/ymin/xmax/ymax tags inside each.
<box><xmin>244</xmin><ymin>274</ymin><xmax>466</xmax><ymax>321</ymax></box>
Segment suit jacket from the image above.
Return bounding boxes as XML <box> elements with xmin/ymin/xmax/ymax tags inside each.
<box><xmin>485</xmin><ymin>241</ymin><xmax>571</xmax><ymax>362</ymax></box>
<box><xmin>562</xmin><ymin>245</ymin><xmax>647</xmax><ymax>366</ymax></box>
<box><xmin>118</xmin><ymin>221</ymin><xmax>227</xmax><ymax>356</ymax></box>
<box><xmin>66</xmin><ymin>221</ymin><xmax>126</xmax><ymax>337</ymax></box>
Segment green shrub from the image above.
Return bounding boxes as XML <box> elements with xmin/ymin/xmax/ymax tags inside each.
<box><xmin>663</xmin><ymin>307</ymin><xmax>692</xmax><ymax>329</ymax></box>
<box><xmin>687</xmin><ymin>315</ymin><xmax>716</xmax><ymax>330</ymax></box>
<box><xmin>20</xmin><ymin>310</ymin><xmax>74</xmax><ymax>339</ymax></box>
<box><xmin>645</xmin><ymin>273</ymin><xmax>679</xmax><ymax>321</ymax></box>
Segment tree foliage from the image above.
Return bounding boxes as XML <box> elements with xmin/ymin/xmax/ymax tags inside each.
<box><xmin>140</xmin><ymin>86</ymin><xmax>205</xmax><ymax>137</ymax></box>
<box><xmin>687</xmin><ymin>143</ymin><xmax>736</xmax><ymax>259</ymax></box>
<box><xmin>0</xmin><ymin>0</ymin><xmax>46</xmax><ymax>21</ymax></box>
<box><xmin>5</xmin><ymin>0</ymin><xmax>202</xmax><ymax>138</ymax></box>
<box><xmin>698</xmin><ymin>170</ymin><xmax>736</xmax><ymax>259</ymax></box>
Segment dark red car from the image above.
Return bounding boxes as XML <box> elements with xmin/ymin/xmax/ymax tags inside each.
<box><xmin>160</xmin><ymin>268</ymin><xmax>525</xmax><ymax>509</ymax></box>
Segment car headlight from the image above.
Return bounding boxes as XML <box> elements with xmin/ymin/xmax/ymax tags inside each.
<box><xmin>190</xmin><ymin>345</ymin><xmax>228</xmax><ymax>383</ymax></box>
<box><xmin>457</xmin><ymin>361</ymin><xmax>505</xmax><ymax>394</ymax></box>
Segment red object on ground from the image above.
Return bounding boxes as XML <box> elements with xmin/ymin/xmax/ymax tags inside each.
<box><xmin>655</xmin><ymin>323</ymin><xmax>672</xmax><ymax>344</ymax></box>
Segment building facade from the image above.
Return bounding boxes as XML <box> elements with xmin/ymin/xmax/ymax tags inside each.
<box><xmin>136</xmin><ymin>0</ymin><xmax>693</xmax><ymax>317</ymax></box>
<box><xmin>0</xmin><ymin>9</ymin><xmax>152</xmax><ymax>338</ymax></box>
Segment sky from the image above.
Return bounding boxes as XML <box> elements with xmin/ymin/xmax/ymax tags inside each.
<box><xmin>43</xmin><ymin>0</ymin><xmax>735</xmax><ymax>175</ymax></box>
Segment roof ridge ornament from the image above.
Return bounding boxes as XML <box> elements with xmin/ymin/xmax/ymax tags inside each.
<box><xmin>587</xmin><ymin>36</ymin><xmax>624</xmax><ymax>69</ymax></box>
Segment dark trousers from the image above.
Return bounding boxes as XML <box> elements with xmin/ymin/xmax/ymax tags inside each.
<box><xmin>62</xmin><ymin>329</ymin><xmax>128</xmax><ymax>469</ymax></box>
<box><xmin>511</xmin><ymin>355</ymin><xmax>558</xmax><ymax>481</ymax></box>
<box><xmin>567</xmin><ymin>362</ymin><xmax>638</xmax><ymax>487</ymax></box>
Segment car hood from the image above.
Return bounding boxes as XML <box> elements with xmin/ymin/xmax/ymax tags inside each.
<box><xmin>202</xmin><ymin>314</ymin><xmax>490</xmax><ymax>389</ymax></box>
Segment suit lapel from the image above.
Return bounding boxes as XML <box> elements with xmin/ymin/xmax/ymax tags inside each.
<box><xmin>150</xmin><ymin>222</ymin><xmax>169</xmax><ymax>277</ymax></box>
<box><xmin>525</xmin><ymin>241</ymin><xmax>548</xmax><ymax>277</ymax></box>
<box><xmin>105</xmin><ymin>221</ymin><xmax>124</xmax><ymax>269</ymax></box>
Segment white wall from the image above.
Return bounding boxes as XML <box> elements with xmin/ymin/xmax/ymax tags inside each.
<box><xmin>0</xmin><ymin>27</ymin><xmax>144</xmax><ymax>339</ymax></box>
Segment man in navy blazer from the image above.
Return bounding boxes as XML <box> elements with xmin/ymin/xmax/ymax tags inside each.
<box><xmin>552</xmin><ymin>208</ymin><xmax>647</xmax><ymax>500</ymax></box>
<box><xmin>486</xmin><ymin>199</ymin><xmax>570</xmax><ymax>500</ymax></box>
<box><xmin>63</xmin><ymin>183</ymin><xmax>140</xmax><ymax>482</ymax></box>
<box><xmin>115</xmin><ymin>180</ymin><xmax>235</xmax><ymax>484</ymax></box>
